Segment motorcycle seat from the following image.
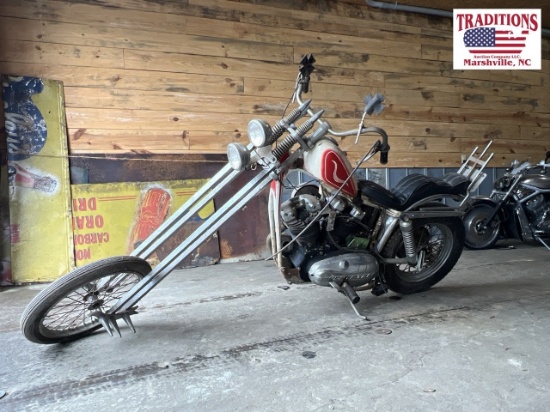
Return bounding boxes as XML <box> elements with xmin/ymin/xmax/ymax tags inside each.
<box><xmin>358</xmin><ymin>173</ymin><xmax>469</xmax><ymax>211</ymax></box>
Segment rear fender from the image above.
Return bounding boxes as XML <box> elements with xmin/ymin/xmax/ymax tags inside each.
<box><xmin>376</xmin><ymin>201</ymin><xmax>463</xmax><ymax>254</ymax></box>
<box><xmin>467</xmin><ymin>196</ymin><xmax>498</xmax><ymax>209</ymax></box>
<box><xmin>466</xmin><ymin>196</ymin><xmax>502</xmax><ymax>218</ymax></box>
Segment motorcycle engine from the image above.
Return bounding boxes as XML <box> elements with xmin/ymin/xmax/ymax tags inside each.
<box><xmin>524</xmin><ymin>194</ymin><xmax>550</xmax><ymax>235</ymax></box>
<box><xmin>280</xmin><ymin>193</ymin><xmax>380</xmax><ymax>285</ymax></box>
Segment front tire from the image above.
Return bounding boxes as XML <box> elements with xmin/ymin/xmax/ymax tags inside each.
<box><xmin>463</xmin><ymin>202</ymin><xmax>501</xmax><ymax>250</ymax></box>
<box><xmin>21</xmin><ymin>256</ymin><xmax>151</xmax><ymax>344</ymax></box>
<box><xmin>381</xmin><ymin>217</ymin><xmax>464</xmax><ymax>295</ymax></box>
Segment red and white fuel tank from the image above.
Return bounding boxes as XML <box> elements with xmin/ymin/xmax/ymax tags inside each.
<box><xmin>303</xmin><ymin>139</ymin><xmax>358</xmax><ymax>198</ymax></box>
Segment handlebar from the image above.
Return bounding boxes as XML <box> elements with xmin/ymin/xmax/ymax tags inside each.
<box><xmin>234</xmin><ymin>56</ymin><xmax>391</xmax><ymax>172</ymax></box>
<box><xmin>293</xmin><ymin>78</ymin><xmax>390</xmax><ymax>165</ymax></box>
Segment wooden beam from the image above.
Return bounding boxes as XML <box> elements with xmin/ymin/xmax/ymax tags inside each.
<box><xmin>383</xmin><ymin>104</ymin><xmax>550</xmax><ymax>127</ymax></box>
<box><xmin>0</xmin><ymin>1</ymin><xmax>421</xmax><ymax>59</ymax></box>
<box><xmin>0</xmin><ymin>62</ymin><xmax>244</xmax><ymax>95</ymax></box>
<box><xmin>65</xmin><ymin>108</ymin><xmax>273</xmax><ymax>132</ymax></box>
<box><xmin>0</xmin><ymin>39</ymin><xmax>124</xmax><ymax>67</ymax></box>
<box><xmin>0</xmin><ymin>16</ymin><xmax>293</xmax><ymax>64</ymax></box>
<box><xmin>384</xmin><ymin>73</ymin><xmax>539</xmax><ymax>99</ymax></box>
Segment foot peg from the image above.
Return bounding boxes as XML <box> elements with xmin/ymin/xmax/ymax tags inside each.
<box><xmin>330</xmin><ymin>282</ymin><xmax>369</xmax><ymax>320</ymax></box>
<box><xmin>342</xmin><ymin>282</ymin><xmax>360</xmax><ymax>304</ymax></box>
<box><xmin>90</xmin><ymin>307</ymin><xmax>139</xmax><ymax>337</ymax></box>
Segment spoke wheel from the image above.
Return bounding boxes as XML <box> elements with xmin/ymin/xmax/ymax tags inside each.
<box><xmin>382</xmin><ymin>216</ymin><xmax>464</xmax><ymax>295</ymax></box>
<box><xmin>21</xmin><ymin>256</ymin><xmax>151</xmax><ymax>344</ymax></box>
<box><xmin>393</xmin><ymin>224</ymin><xmax>452</xmax><ymax>282</ymax></box>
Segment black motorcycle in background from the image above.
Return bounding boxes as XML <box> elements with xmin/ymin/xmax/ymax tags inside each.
<box><xmin>463</xmin><ymin>151</ymin><xmax>550</xmax><ymax>250</ymax></box>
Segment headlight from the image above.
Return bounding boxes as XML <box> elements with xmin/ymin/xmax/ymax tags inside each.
<box><xmin>247</xmin><ymin>119</ymin><xmax>271</xmax><ymax>147</ymax></box>
<box><xmin>494</xmin><ymin>176</ymin><xmax>511</xmax><ymax>191</ymax></box>
<box><xmin>227</xmin><ymin>143</ymin><xmax>250</xmax><ymax>171</ymax></box>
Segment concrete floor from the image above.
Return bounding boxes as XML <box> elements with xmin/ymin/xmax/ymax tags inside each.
<box><xmin>1</xmin><ymin>242</ymin><xmax>549</xmax><ymax>412</ymax></box>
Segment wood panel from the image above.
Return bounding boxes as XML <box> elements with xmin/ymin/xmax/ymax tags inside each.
<box><xmin>1</xmin><ymin>1</ymin><xmax>421</xmax><ymax>59</ymax></box>
<box><xmin>0</xmin><ymin>0</ymin><xmax>548</xmax><ymax>167</ymax></box>
<box><xmin>62</xmin><ymin>87</ymin><xmax>290</xmax><ymax>114</ymax></box>
<box><xmin>189</xmin><ymin>0</ymin><xmax>422</xmax><ymax>38</ymax></box>
<box><xmin>0</xmin><ymin>39</ymin><xmax>124</xmax><ymax>68</ymax></box>
<box><xmin>0</xmin><ymin>63</ymin><xmax>244</xmax><ymax>94</ymax></box>
<box><xmin>521</xmin><ymin>126</ymin><xmax>550</xmax><ymax>141</ymax></box>
<box><xmin>64</xmin><ymin>108</ymin><xmax>269</xmax><ymax>131</ymax></box>
<box><xmin>384</xmin><ymin>73</ymin><xmax>543</xmax><ymax>99</ymax></box>
<box><xmin>0</xmin><ymin>16</ymin><xmax>293</xmax><ymax>64</ymax></box>
<box><xmin>383</xmin><ymin>105</ymin><xmax>550</xmax><ymax>127</ymax></box>
<box><xmin>66</xmin><ymin>129</ymin><xmax>245</xmax><ymax>153</ymax></box>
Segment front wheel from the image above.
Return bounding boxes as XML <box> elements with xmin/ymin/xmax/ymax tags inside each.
<box><xmin>463</xmin><ymin>202</ymin><xmax>501</xmax><ymax>250</ymax></box>
<box><xmin>21</xmin><ymin>256</ymin><xmax>151</xmax><ymax>344</ymax></box>
<box><xmin>381</xmin><ymin>217</ymin><xmax>465</xmax><ymax>295</ymax></box>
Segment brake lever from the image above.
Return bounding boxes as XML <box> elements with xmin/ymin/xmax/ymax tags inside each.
<box><xmin>354</xmin><ymin>111</ymin><xmax>368</xmax><ymax>145</ymax></box>
<box><xmin>355</xmin><ymin>93</ymin><xmax>385</xmax><ymax>145</ymax></box>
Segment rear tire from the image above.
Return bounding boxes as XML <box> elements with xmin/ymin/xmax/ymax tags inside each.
<box><xmin>21</xmin><ymin>256</ymin><xmax>151</xmax><ymax>344</ymax></box>
<box><xmin>463</xmin><ymin>202</ymin><xmax>501</xmax><ymax>250</ymax></box>
<box><xmin>381</xmin><ymin>217</ymin><xmax>464</xmax><ymax>295</ymax></box>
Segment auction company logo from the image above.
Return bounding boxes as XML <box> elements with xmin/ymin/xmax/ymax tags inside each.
<box><xmin>453</xmin><ymin>9</ymin><xmax>541</xmax><ymax>70</ymax></box>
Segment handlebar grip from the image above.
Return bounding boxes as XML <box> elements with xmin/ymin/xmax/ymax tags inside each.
<box><xmin>379</xmin><ymin>141</ymin><xmax>390</xmax><ymax>165</ymax></box>
<box><xmin>380</xmin><ymin>150</ymin><xmax>388</xmax><ymax>165</ymax></box>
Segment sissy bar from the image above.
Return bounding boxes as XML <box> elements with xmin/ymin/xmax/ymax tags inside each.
<box><xmin>456</xmin><ymin>140</ymin><xmax>494</xmax><ymax>208</ymax></box>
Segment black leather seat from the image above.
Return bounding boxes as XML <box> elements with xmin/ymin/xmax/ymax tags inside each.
<box><xmin>358</xmin><ymin>173</ymin><xmax>469</xmax><ymax>211</ymax></box>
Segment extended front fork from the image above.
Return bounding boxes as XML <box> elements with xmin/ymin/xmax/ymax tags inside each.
<box><xmin>93</xmin><ymin>153</ymin><xmax>300</xmax><ymax>336</ymax></box>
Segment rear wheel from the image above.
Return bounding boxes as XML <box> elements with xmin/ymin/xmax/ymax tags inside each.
<box><xmin>463</xmin><ymin>202</ymin><xmax>501</xmax><ymax>250</ymax></box>
<box><xmin>21</xmin><ymin>256</ymin><xmax>151</xmax><ymax>344</ymax></box>
<box><xmin>381</xmin><ymin>217</ymin><xmax>464</xmax><ymax>295</ymax></box>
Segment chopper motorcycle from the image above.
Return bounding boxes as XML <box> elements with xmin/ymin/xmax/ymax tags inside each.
<box><xmin>463</xmin><ymin>152</ymin><xmax>550</xmax><ymax>250</ymax></box>
<box><xmin>21</xmin><ymin>55</ymin><xmax>493</xmax><ymax>344</ymax></box>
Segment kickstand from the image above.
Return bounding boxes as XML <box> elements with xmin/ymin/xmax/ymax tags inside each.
<box><xmin>329</xmin><ymin>282</ymin><xmax>370</xmax><ymax>321</ymax></box>
<box><xmin>536</xmin><ymin>236</ymin><xmax>550</xmax><ymax>251</ymax></box>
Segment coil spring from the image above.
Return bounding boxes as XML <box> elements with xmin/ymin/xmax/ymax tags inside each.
<box><xmin>399</xmin><ymin>219</ymin><xmax>417</xmax><ymax>264</ymax></box>
<box><xmin>267</xmin><ymin>106</ymin><xmax>304</xmax><ymax>145</ymax></box>
<box><xmin>295</xmin><ymin>117</ymin><xmax>316</xmax><ymax>136</ymax></box>
<box><xmin>273</xmin><ymin>116</ymin><xmax>318</xmax><ymax>160</ymax></box>
<box><xmin>272</xmin><ymin>135</ymin><xmax>297</xmax><ymax>160</ymax></box>
<box><xmin>268</xmin><ymin>123</ymin><xmax>286</xmax><ymax>144</ymax></box>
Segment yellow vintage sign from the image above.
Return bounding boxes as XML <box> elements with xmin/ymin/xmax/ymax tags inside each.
<box><xmin>71</xmin><ymin>180</ymin><xmax>215</xmax><ymax>267</ymax></box>
<box><xmin>3</xmin><ymin>77</ymin><xmax>74</xmax><ymax>283</ymax></box>
<box><xmin>2</xmin><ymin>76</ymin><xmax>219</xmax><ymax>282</ymax></box>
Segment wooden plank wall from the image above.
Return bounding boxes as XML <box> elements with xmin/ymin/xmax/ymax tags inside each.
<box><xmin>0</xmin><ymin>0</ymin><xmax>548</xmax><ymax>167</ymax></box>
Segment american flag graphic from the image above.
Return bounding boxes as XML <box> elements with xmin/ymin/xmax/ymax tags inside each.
<box><xmin>463</xmin><ymin>27</ymin><xmax>528</xmax><ymax>54</ymax></box>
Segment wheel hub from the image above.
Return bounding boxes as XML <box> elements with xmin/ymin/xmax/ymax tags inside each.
<box><xmin>474</xmin><ymin>219</ymin><xmax>488</xmax><ymax>234</ymax></box>
<box><xmin>87</xmin><ymin>299</ymin><xmax>105</xmax><ymax>310</ymax></box>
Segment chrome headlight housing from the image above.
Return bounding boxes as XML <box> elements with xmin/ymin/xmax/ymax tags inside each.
<box><xmin>247</xmin><ymin>119</ymin><xmax>271</xmax><ymax>147</ymax></box>
<box><xmin>494</xmin><ymin>176</ymin><xmax>512</xmax><ymax>191</ymax></box>
<box><xmin>227</xmin><ymin>143</ymin><xmax>250</xmax><ymax>171</ymax></box>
